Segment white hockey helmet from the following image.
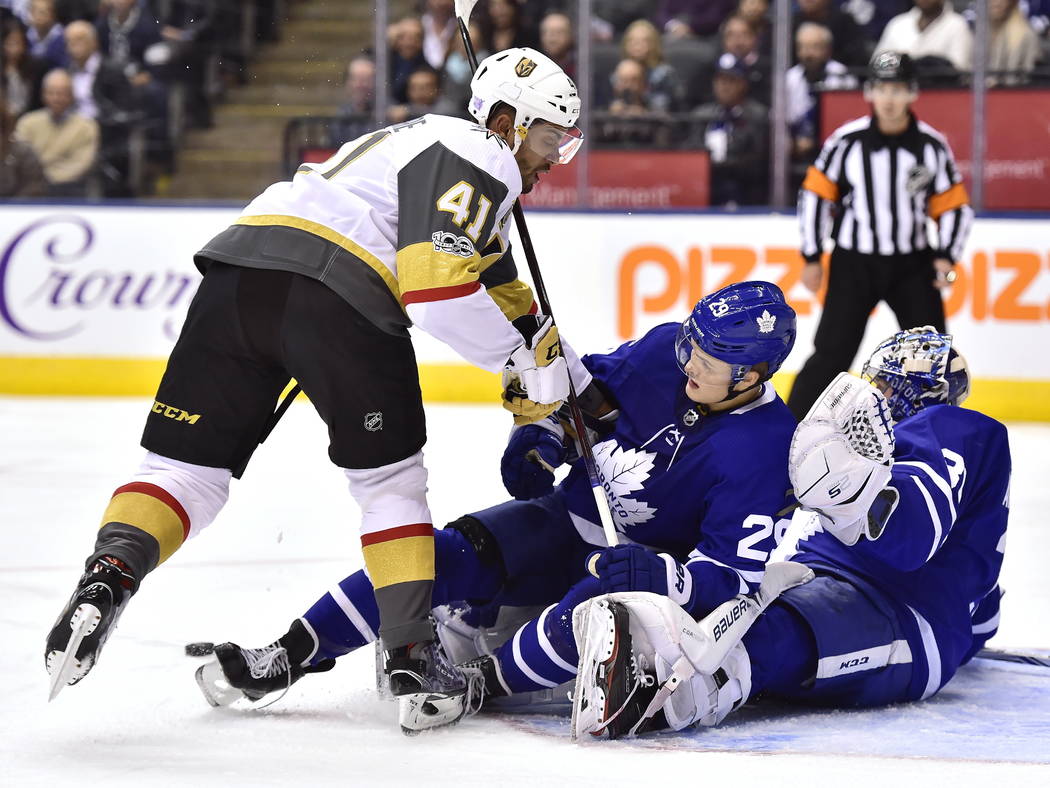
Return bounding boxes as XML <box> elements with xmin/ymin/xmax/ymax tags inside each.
<box><xmin>469</xmin><ymin>47</ymin><xmax>583</xmax><ymax>163</ymax></box>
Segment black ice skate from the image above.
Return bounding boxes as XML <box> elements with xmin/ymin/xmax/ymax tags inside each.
<box><xmin>571</xmin><ymin>598</ymin><xmax>663</xmax><ymax>740</ymax></box>
<box><xmin>195</xmin><ymin>628</ymin><xmax>335</xmax><ymax>707</ymax></box>
<box><xmin>45</xmin><ymin>556</ymin><xmax>136</xmax><ymax>700</ymax></box>
<box><xmin>385</xmin><ymin>640</ymin><xmax>469</xmax><ymax>734</ymax></box>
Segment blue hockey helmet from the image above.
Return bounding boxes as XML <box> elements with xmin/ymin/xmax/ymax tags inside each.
<box><xmin>675</xmin><ymin>281</ymin><xmax>797</xmax><ymax>383</ymax></box>
<box><xmin>861</xmin><ymin>326</ymin><xmax>970</xmax><ymax>422</ymax></box>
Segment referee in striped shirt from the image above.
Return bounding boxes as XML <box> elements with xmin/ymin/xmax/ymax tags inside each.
<box><xmin>787</xmin><ymin>51</ymin><xmax>974</xmax><ymax>419</ymax></box>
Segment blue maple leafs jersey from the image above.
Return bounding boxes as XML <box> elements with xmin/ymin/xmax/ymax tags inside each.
<box><xmin>558</xmin><ymin>323</ymin><xmax>798</xmax><ymax>616</ymax></box>
<box><xmin>792</xmin><ymin>405</ymin><xmax>1011</xmax><ymax>692</ymax></box>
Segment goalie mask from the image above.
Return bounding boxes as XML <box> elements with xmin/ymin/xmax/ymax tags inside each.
<box><xmin>861</xmin><ymin>326</ymin><xmax>970</xmax><ymax>423</ymax></box>
<box><xmin>469</xmin><ymin>47</ymin><xmax>583</xmax><ymax>164</ymax></box>
<box><xmin>675</xmin><ymin>281</ymin><xmax>797</xmax><ymax>385</ymax></box>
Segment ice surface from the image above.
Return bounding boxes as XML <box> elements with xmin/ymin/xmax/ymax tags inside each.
<box><xmin>1</xmin><ymin>397</ymin><xmax>1048</xmax><ymax>786</ymax></box>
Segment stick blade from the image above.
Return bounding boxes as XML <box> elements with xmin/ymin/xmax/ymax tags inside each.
<box><xmin>454</xmin><ymin>0</ymin><xmax>480</xmax><ymax>22</ymax></box>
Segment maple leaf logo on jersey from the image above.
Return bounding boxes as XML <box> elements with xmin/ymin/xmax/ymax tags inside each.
<box><xmin>756</xmin><ymin>310</ymin><xmax>776</xmax><ymax>333</ymax></box>
<box><xmin>593</xmin><ymin>440</ymin><xmax>658</xmax><ymax>528</ymax></box>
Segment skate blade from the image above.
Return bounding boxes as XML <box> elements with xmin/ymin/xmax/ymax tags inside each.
<box><xmin>570</xmin><ymin>598</ymin><xmax>618</xmax><ymax>741</ymax></box>
<box><xmin>398</xmin><ymin>690</ymin><xmax>467</xmax><ymax>735</ymax></box>
<box><xmin>47</xmin><ymin>603</ymin><xmax>102</xmax><ymax>702</ymax></box>
<box><xmin>195</xmin><ymin>660</ymin><xmax>248</xmax><ymax>708</ymax></box>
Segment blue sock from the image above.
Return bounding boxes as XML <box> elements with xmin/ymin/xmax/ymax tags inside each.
<box><xmin>495</xmin><ymin>575</ymin><xmax>600</xmax><ymax>693</ymax></box>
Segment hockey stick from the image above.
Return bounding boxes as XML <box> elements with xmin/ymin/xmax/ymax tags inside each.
<box><xmin>975</xmin><ymin>647</ymin><xmax>1050</xmax><ymax>669</ymax></box>
<box><xmin>455</xmin><ymin>0</ymin><xmax>619</xmax><ymax>547</ymax></box>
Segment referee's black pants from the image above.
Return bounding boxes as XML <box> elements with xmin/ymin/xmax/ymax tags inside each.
<box><xmin>787</xmin><ymin>248</ymin><xmax>946</xmax><ymax>420</ymax></box>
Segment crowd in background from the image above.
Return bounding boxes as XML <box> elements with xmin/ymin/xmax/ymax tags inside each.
<box><xmin>4</xmin><ymin>0</ymin><xmax>1050</xmax><ymax>203</ymax></box>
<box><xmin>1</xmin><ymin>0</ymin><xmax>281</xmax><ymax>197</ymax></box>
<box><xmin>337</xmin><ymin>0</ymin><xmax>1050</xmax><ymax>207</ymax></box>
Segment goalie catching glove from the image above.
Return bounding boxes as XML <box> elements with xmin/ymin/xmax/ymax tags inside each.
<box><xmin>503</xmin><ymin>314</ymin><xmax>570</xmax><ymax>425</ymax></box>
<box><xmin>789</xmin><ymin>372</ymin><xmax>898</xmax><ymax>546</ymax></box>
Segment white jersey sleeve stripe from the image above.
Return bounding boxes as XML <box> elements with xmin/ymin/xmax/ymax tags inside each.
<box><xmin>896</xmin><ymin>460</ymin><xmax>957</xmax><ymax>524</ymax></box>
<box><xmin>909</xmin><ymin>475</ymin><xmax>944</xmax><ymax>562</ymax></box>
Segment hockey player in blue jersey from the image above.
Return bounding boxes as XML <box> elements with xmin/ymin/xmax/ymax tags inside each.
<box><xmin>572</xmin><ymin>326</ymin><xmax>1011</xmax><ymax>739</ymax></box>
<box><xmin>193</xmin><ymin>281</ymin><xmax>799</xmax><ymax>732</ymax></box>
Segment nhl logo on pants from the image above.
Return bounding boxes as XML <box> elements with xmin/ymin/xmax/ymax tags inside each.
<box><xmin>364</xmin><ymin>412</ymin><xmax>383</xmax><ymax>432</ymax></box>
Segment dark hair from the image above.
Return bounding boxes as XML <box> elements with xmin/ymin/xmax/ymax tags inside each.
<box><xmin>2</xmin><ymin>18</ymin><xmax>36</xmax><ymax>79</ymax></box>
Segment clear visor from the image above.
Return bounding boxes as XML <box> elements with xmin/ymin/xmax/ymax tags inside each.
<box><xmin>522</xmin><ymin>123</ymin><xmax>585</xmax><ymax>164</ymax></box>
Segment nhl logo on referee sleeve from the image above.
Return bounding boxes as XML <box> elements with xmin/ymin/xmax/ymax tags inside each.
<box><xmin>364</xmin><ymin>412</ymin><xmax>383</xmax><ymax>432</ymax></box>
<box><xmin>906</xmin><ymin>165</ymin><xmax>932</xmax><ymax>195</ymax></box>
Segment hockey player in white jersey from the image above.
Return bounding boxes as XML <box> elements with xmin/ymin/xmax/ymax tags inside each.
<box><xmin>44</xmin><ymin>48</ymin><xmax>586</xmax><ymax>726</ymax></box>
<box><xmin>574</xmin><ymin>327</ymin><xmax>1011</xmax><ymax>739</ymax></box>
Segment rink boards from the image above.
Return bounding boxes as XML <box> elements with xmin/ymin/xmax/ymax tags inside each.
<box><xmin>1</xmin><ymin>204</ymin><xmax>1049</xmax><ymax>420</ymax></box>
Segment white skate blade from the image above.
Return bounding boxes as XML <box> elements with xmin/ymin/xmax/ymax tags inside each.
<box><xmin>570</xmin><ymin>598</ymin><xmax>618</xmax><ymax>741</ymax></box>
<box><xmin>398</xmin><ymin>690</ymin><xmax>467</xmax><ymax>735</ymax></box>
<box><xmin>47</xmin><ymin>603</ymin><xmax>102</xmax><ymax>702</ymax></box>
<box><xmin>195</xmin><ymin>660</ymin><xmax>247</xmax><ymax>708</ymax></box>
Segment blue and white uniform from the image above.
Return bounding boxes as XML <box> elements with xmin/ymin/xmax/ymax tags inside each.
<box><xmin>750</xmin><ymin>404</ymin><xmax>1011</xmax><ymax>706</ymax></box>
<box><xmin>297</xmin><ymin>321</ymin><xmax>798</xmax><ymax>693</ymax></box>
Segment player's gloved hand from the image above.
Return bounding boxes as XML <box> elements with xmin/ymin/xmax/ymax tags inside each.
<box><xmin>503</xmin><ymin>315</ymin><xmax>570</xmax><ymax>423</ymax></box>
<box><xmin>588</xmin><ymin>544</ymin><xmax>693</xmax><ymax>606</ymax></box>
<box><xmin>500</xmin><ymin>421</ymin><xmax>567</xmax><ymax>500</ymax></box>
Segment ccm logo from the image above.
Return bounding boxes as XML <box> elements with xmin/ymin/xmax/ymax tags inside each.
<box><xmin>713</xmin><ymin>600</ymin><xmax>750</xmax><ymax>642</ymax></box>
<box><xmin>840</xmin><ymin>656</ymin><xmax>870</xmax><ymax>670</ymax></box>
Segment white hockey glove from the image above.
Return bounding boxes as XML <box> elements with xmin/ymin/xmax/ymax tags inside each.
<box><xmin>503</xmin><ymin>315</ymin><xmax>570</xmax><ymax>424</ymax></box>
<box><xmin>789</xmin><ymin>372</ymin><xmax>897</xmax><ymax>546</ymax></box>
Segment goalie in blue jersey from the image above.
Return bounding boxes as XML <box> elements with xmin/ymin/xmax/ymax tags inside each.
<box><xmin>572</xmin><ymin>326</ymin><xmax>1011</xmax><ymax>739</ymax></box>
<box><xmin>192</xmin><ymin>280</ymin><xmax>800</xmax><ymax>732</ymax></box>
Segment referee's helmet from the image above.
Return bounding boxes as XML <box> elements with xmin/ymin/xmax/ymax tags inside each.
<box><xmin>867</xmin><ymin>51</ymin><xmax>918</xmax><ymax>89</ymax></box>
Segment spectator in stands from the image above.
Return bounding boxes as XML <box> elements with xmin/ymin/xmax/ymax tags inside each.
<box><xmin>339</xmin><ymin>54</ymin><xmax>375</xmax><ymax>118</ymax></box>
<box><xmin>720</xmin><ymin>13</ymin><xmax>770</xmax><ymax>103</ymax></box>
<box><xmin>738</xmin><ymin>0</ymin><xmax>771</xmax><ymax>53</ymax></box>
<box><xmin>26</xmin><ymin>0</ymin><xmax>66</xmax><ymax>68</ymax></box>
<box><xmin>65</xmin><ymin>20</ymin><xmax>136</xmax><ymax>194</ymax></box>
<box><xmin>487</xmin><ymin>0</ymin><xmax>534</xmax><ymax>51</ymax></box>
<box><xmin>14</xmin><ymin>67</ymin><xmax>99</xmax><ymax>194</ymax></box>
<box><xmin>389</xmin><ymin>16</ymin><xmax>427</xmax><ymax>104</ymax></box>
<box><xmin>421</xmin><ymin>0</ymin><xmax>456</xmax><ymax>69</ymax></box>
<box><xmin>157</xmin><ymin>0</ymin><xmax>216</xmax><ymax>129</ymax></box>
<box><xmin>65</xmin><ymin>21</ymin><xmax>132</xmax><ymax>122</ymax></box>
<box><xmin>96</xmin><ymin>0</ymin><xmax>170</xmax><ymax>142</ymax></box>
<box><xmin>622</xmin><ymin>19</ymin><xmax>683</xmax><ymax>112</ymax></box>
<box><xmin>3</xmin><ymin>18</ymin><xmax>46</xmax><ymax>118</ymax></box>
<box><xmin>988</xmin><ymin>0</ymin><xmax>1040</xmax><ymax>84</ymax></box>
<box><xmin>441</xmin><ymin>19</ymin><xmax>485</xmax><ymax>117</ymax></box>
<box><xmin>0</xmin><ymin>107</ymin><xmax>48</xmax><ymax>197</ymax></box>
<box><xmin>838</xmin><ymin>0</ymin><xmax>912</xmax><ymax>42</ymax></box>
<box><xmin>692</xmin><ymin>53</ymin><xmax>769</xmax><ymax>206</ymax></box>
<box><xmin>658</xmin><ymin>0</ymin><xmax>737</xmax><ymax>39</ymax></box>
<box><xmin>332</xmin><ymin>55</ymin><xmax>376</xmax><ymax>144</ymax></box>
<box><xmin>876</xmin><ymin>1</ymin><xmax>973</xmax><ymax>73</ymax></box>
<box><xmin>598</xmin><ymin>57</ymin><xmax>671</xmax><ymax>146</ymax></box>
<box><xmin>787</xmin><ymin>22</ymin><xmax>857</xmax><ymax>163</ymax></box>
<box><xmin>794</xmin><ymin>0</ymin><xmax>869</xmax><ymax>66</ymax></box>
<box><xmin>539</xmin><ymin>11</ymin><xmax>575</xmax><ymax>80</ymax></box>
<box><xmin>388</xmin><ymin>65</ymin><xmax>457</xmax><ymax>123</ymax></box>
<box><xmin>592</xmin><ymin>0</ymin><xmax>652</xmax><ymax>37</ymax></box>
